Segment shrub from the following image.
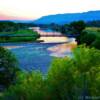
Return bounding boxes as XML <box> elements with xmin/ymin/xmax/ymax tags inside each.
<box><xmin>69</xmin><ymin>21</ymin><xmax>86</xmax><ymax>34</ymax></box>
<box><xmin>3</xmin><ymin>71</ymin><xmax>47</xmax><ymax>100</ymax></box>
<box><xmin>91</xmin><ymin>37</ymin><xmax>100</xmax><ymax>49</ymax></box>
<box><xmin>73</xmin><ymin>45</ymin><xmax>100</xmax><ymax>97</ymax></box>
<box><xmin>2</xmin><ymin>46</ymin><xmax>100</xmax><ymax>100</ymax></box>
<box><xmin>47</xmin><ymin>45</ymin><xmax>100</xmax><ymax>99</ymax></box>
<box><xmin>47</xmin><ymin>58</ymin><xmax>76</xmax><ymax>100</ymax></box>
<box><xmin>0</xmin><ymin>47</ymin><xmax>19</xmax><ymax>90</ymax></box>
<box><xmin>78</xmin><ymin>31</ymin><xmax>96</xmax><ymax>45</ymax></box>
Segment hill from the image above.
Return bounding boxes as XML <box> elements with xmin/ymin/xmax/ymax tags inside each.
<box><xmin>33</xmin><ymin>11</ymin><xmax>100</xmax><ymax>24</ymax></box>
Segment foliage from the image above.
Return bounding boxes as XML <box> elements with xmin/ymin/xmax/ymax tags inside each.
<box><xmin>47</xmin><ymin>45</ymin><xmax>100</xmax><ymax>99</ymax></box>
<box><xmin>78</xmin><ymin>31</ymin><xmax>96</xmax><ymax>45</ymax></box>
<box><xmin>3</xmin><ymin>71</ymin><xmax>47</xmax><ymax>100</ymax></box>
<box><xmin>73</xmin><ymin>45</ymin><xmax>100</xmax><ymax>97</ymax></box>
<box><xmin>47</xmin><ymin>58</ymin><xmax>76</xmax><ymax>100</ymax></box>
<box><xmin>68</xmin><ymin>21</ymin><xmax>86</xmax><ymax>34</ymax></box>
<box><xmin>48</xmin><ymin>21</ymin><xmax>86</xmax><ymax>35</ymax></box>
<box><xmin>86</xmin><ymin>20</ymin><xmax>100</xmax><ymax>27</ymax></box>
<box><xmin>78</xmin><ymin>27</ymin><xmax>100</xmax><ymax>49</ymax></box>
<box><xmin>14</xmin><ymin>29</ymin><xmax>36</xmax><ymax>35</ymax></box>
<box><xmin>0</xmin><ymin>29</ymin><xmax>40</xmax><ymax>42</ymax></box>
<box><xmin>0</xmin><ymin>21</ymin><xmax>35</xmax><ymax>33</ymax></box>
<box><xmin>2</xmin><ymin>46</ymin><xmax>100</xmax><ymax>100</ymax></box>
<box><xmin>91</xmin><ymin>37</ymin><xmax>100</xmax><ymax>49</ymax></box>
<box><xmin>0</xmin><ymin>21</ymin><xmax>40</xmax><ymax>42</ymax></box>
<box><xmin>0</xmin><ymin>21</ymin><xmax>16</xmax><ymax>32</ymax></box>
<box><xmin>0</xmin><ymin>21</ymin><xmax>26</xmax><ymax>32</ymax></box>
<box><xmin>0</xmin><ymin>47</ymin><xmax>19</xmax><ymax>89</ymax></box>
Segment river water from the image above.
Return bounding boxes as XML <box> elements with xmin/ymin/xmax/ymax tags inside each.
<box><xmin>0</xmin><ymin>28</ymin><xmax>77</xmax><ymax>73</ymax></box>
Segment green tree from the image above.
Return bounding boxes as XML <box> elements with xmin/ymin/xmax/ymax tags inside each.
<box><xmin>91</xmin><ymin>37</ymin><xmax>100</xmax><ymax>49</ymax></box>
<box><xmin>68</xmin><ymin>21</ymin><xmax>86</xmax><ymax>44</ymax></box>
<box><xmin>69</xmin><ymin>20</ymin><xmax>86</xmax><ymax>34</ymax></box>
<box><xmin>73</xmin><ymin>45</ymin><xmax>100</xmax><ymax>99</ymax></box>
<box><xmin>0</xmin><ymin>47</ymin><xmax>19</xmax><ymax>89</ymax></box>
<box><xmin>79</xmin><ymin>31</ymin><xmax>96</xmax><ymax>45</ymax></box>
<box><xmin>47</xmin><ymin>45</ymin><xmax>100</xmax><ymax>99</ymax></box>
<box><xmin>3</xmin><ymin>71</ymin><xmax>46</xmax><ymax>100</ymax></box>
<box><xmin>47</xmin><ymin>58</ymin><xmax>76</xmax><ymax>100</ymax></box>
<box><xmin>2</xmin><ymin>46</ymin><xmax>100</xmax><ymax>100</ymax></box>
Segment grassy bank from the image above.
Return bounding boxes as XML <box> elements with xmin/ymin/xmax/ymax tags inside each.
<box><xmin>0</xmin><ymin>29</ymin><xmax>40</xmax><ymax>42</ymax></box>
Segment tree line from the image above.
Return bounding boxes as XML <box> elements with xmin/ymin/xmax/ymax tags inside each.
<box><xmin>0</xmin><ymin>21</ymin><xmax>35</xmax><ymax>33</ymax></box>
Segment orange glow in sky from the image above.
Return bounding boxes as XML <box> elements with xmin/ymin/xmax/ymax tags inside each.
<box><xmin>0</xmin><ymin>0</ymin><xmax>100</xmax><ymax>20</ymax></box>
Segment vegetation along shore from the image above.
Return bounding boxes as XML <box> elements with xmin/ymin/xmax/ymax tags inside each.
<box><xmin>0</xmin><ymin>20</ymin><xmax>100</xmax><ymax>100</ymax></box>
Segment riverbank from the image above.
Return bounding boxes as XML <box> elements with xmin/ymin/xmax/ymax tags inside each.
<box><xmin>0</xmin><ymin>29</ymin><xmax>40</xmax><ymax>43</ymax></box>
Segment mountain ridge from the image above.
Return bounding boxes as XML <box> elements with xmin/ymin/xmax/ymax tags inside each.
<box><xmin>33</xmin><ymin>10</ymin><xmax>100</xmax><ymax>24</ymax></box>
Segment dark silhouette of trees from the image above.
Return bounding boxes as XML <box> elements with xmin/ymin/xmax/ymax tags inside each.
<box><xmin>0</xmin><ymin>47</ymin><xmax>19</xmax><ymax>90</ymax></box>
<box><xmin>68</xmin><ymin>20</ymin><xmax>86</xmax><ymax>34</ymax></box>
<box><xmin>0</xmin><ymin>21</ymin><xmax>34</xmax><ymax>33</ymax></box>
<box><xmin>86</xmin><ymin>20</ymin><xmax>100</xmax><ymax>27</ymax></box>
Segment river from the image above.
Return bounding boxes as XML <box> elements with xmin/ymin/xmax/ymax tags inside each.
<box><xmin>0</xmin><ymin>27</ymin><xmax>77</xmax><ymax>73</ymax></box>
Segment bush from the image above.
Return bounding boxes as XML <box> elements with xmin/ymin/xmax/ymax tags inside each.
<box><xmin>0</xmin><ymin>47</ymin><xmax>19</xmax><ymax>90</ymax></box>
<box><xmin>3</xmin><ymin>71</ymin><xmax>47</xmax><ymax>100</ymax></box>
<box><xmin>47</xmin><ymin>45</ymin><xmax>100</xmax><ymax>99</ymax></box>
<box><xmin>77</xmin><ymin>27</ymin><xmax>100</xmax><ymax>49</ymax></box>
<box><xmin>69</xmin><ymin>21</ymin><xmax>86</xmax><ymax>34</ymax></box>
<box><xmin>47</xmin><ymin>58</ymin><xmax>76</xmax><ymax>100</ymax></box>
<box><xmin>73</xmin><ymin>45</ymin><xmax>100</xmax><ymax>97</ymax></box>
<box><xmin>91</xmin><ymin>37</ymin><xmax>100</xmax><ymax>49</ymax></box>
<box><xmin>2</xmin><ymin>46</ymin><xmax>100</xmax><ymax>100</ymax></box>
<box><xmin>79</xmin><ymin>31</ymin><xmax>96</xmax><ymax>45</ymax></box>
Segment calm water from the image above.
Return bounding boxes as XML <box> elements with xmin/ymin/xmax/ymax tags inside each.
<box><xmin>0</xmin><ymin>42</ymin><xmax>72</xmax><ymax>73</ymax></box>
<box><xmin>0</xmin><ymin>28</ymin><xmax>76</xmax><ymax>73</ymax></box>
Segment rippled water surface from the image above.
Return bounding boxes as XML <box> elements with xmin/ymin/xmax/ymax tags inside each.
<box><xmin>0</xmin><ymin>28</ymin><xmax>76</xmax><ymax>73</ymax></box>
<box><xmin>0</xmin><ymin>42</ymin><xmax>74</xmax><ymax>73</ymax></box>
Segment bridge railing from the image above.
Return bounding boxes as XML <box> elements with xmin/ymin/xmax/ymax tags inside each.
<box><xmin>40</xmin><ymin>34</ymin><xmax>65</xmax><ymax>37</ymax></box>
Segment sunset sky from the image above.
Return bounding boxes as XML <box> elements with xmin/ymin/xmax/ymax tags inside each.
<box><xmin>0</xmin><ymin>0</ymin><xmax>100</xmax><ymax>20</ymax></box>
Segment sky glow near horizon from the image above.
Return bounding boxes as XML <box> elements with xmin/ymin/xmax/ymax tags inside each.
<box><xmin>0</xmin><ymin>0</ymin><xmax>100</xmax><ymax>20</ymax></box>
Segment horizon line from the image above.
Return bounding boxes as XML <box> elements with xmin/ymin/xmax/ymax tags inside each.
<box><xmin>0</xmin><ymin>10</ymin><xmax>100</xmax><ymax>21</ymax></box>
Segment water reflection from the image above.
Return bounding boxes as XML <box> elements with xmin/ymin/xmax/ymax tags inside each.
<box><xmin>33</xmin><ymin>27</ymin><xmax>77</xmax><ymax>57</ymax></box>
<box><xmin>33</xmin><ymin>27</ymin><xmax>68</xmax><ymax>43</ymax></box>
<box><xmin>0</xmin><ymin>27</ymin><xmax>77</xmax><ymax>73</ymax></box>
<box><xmin>48</xmin><ymin>41</ymin><xmax>77</xmax><ymax>57</ymax></box>
<box><xmin>38</xmin><ymin>37</ymin><xmax>68</xmax><ymax>43</ymax></box>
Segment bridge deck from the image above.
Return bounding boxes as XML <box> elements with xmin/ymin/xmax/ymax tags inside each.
<box><xmin>40</xmin><ymin>35</ymin><xmax>65</xmax><ymax>37</ymax></box>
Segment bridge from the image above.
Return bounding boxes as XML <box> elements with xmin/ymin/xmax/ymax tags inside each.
<box><xmin>40</xmin><ymin>34</ymin><xmax>65</xmax><ymax>37</ymax></box>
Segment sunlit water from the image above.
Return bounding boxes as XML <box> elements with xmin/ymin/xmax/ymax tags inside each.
<box><xmin>0</xmin><ymin>42</ymin><xmax>73</xmax><ymax>73</ymax></box>
<box><xmin>0</xmin><ymin>28</ymin><xmax>77</xmax><ymax>73</ymax></box>
<box><xmin>38</xmin><ymin>37</ymin><xmax>68</xmax><ymax>43</ymax></box>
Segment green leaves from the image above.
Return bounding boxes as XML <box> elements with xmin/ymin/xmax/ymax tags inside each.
<box><xmin>69</xmin><ymin>20</ymin><xmax>86</xmax><ymax>34</ymax></box>
<box><xmin>0</xmin><ymin>47</ymin><xmax>19</xmax><ymax>89</ymax></box>
<box><xmin>2</xmin><ymin>46</ymin><xmax>100</xmax><ymax>100</ymax></box>
<box><xmin>73</xmin><ymin>45</ymin><xmax>100</xmax><ymax>73</ymax></box>
<box><xmin>3</xmin><ymin>71</ymin><xmax>47</xmax><ymax>100</ymax></box>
